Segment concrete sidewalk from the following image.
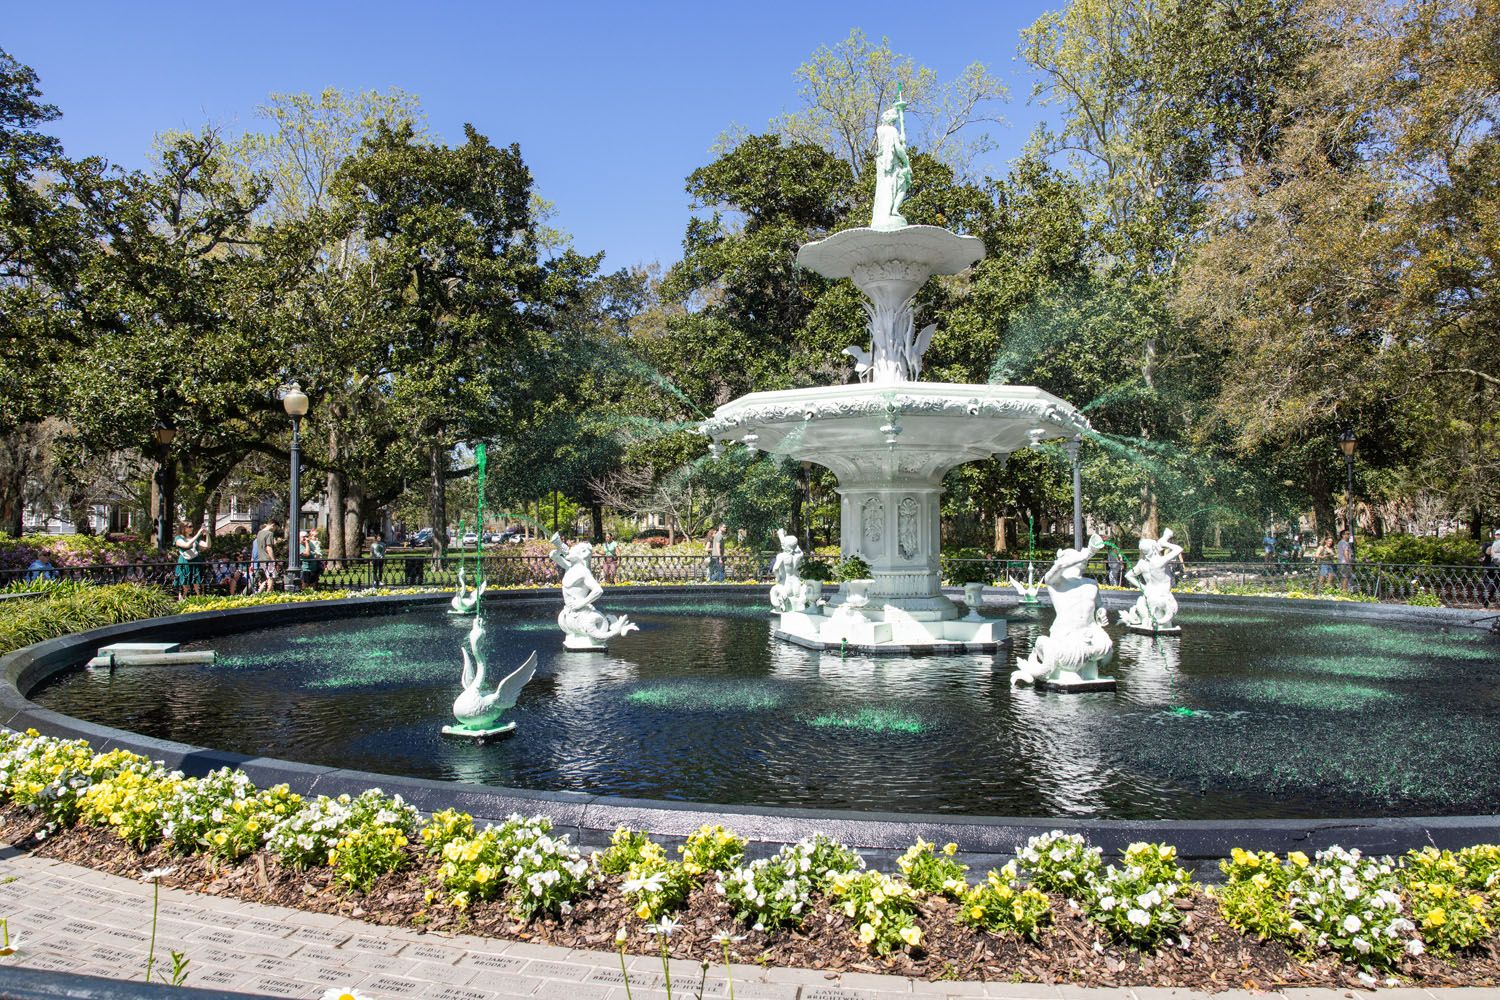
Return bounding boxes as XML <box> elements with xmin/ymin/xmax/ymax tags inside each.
<box><xmin>0</xmin><ymin>848</ymin><xmax>1489</xmax><ymax>1000</ymax></box>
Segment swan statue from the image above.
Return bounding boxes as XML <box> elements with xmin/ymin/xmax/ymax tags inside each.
<box><xmin>1007</xmin><ymin>562</ymin><xmax>1043</xmax><ymax>604</ymax></box>
<box><xmin>448</xmin><ymin>565</ymin><xmax>488</xmax><ymax>615</ymax></box>
<box><xmin>442</xmin><ymin>616</ymin><xmax>537</xmax><ymax>738</ymax></box>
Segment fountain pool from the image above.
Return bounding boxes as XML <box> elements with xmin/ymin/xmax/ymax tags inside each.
<box><xmin>28</xmin><ymin>593</ymin><xmax>1500</xmax><ymax>821</ymax></box>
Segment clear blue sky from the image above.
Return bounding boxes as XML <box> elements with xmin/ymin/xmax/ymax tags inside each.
<box><xmin>7</xmin><ymin>1</ymin><xmax>1060</xmax><ymax>269</ymax></box>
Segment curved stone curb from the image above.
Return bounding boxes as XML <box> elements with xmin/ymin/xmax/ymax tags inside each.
<box><xmin>2</xmin><ymin>587</ymin><xmax>1497</xmax><ymax>870</ymax></box>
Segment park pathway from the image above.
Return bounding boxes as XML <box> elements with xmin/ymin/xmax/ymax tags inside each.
<box><xmin>0</xmin><ymin>846</ymin><xmax>1485</xmax><ymax>1000</ymax></box>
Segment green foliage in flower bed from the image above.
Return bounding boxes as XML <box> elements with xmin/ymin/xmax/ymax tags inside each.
<box><xmin>6</xmin><ymin>727</ymin><xmax>1500</xmax><ymax>973</ymax></box>
<box><xmin>0</xmin><ymin>583</ymin><xmax>175</xmax><ymax>656</ymax></box>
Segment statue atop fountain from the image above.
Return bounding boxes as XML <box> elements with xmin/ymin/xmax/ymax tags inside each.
<box><xmin>1011</xmin><ymin>534</ymin><xmax>1116</xmax><ymax>691</ymax></box>
<box><xmin>871</xmin><ymin>89</ymin><xmax>912</xmax><ymax>231</ymax></box>
<box><xmin>549</xmin><ymin>533</ymin><xmax>639</xmax><ymax>651</ymax></box>
<box><xmin>442</xmin><ymin>616</ymin><xmax>538</xmax><ymax>739</ymax></box>
<box><xmin>769</xmin><ymin>528</ymin><xmax>816</xmax><ymax>612</ymax></box>
<box><xmin>1120</xmin><ymin>529</ymin><xmax>1184</xmax><ymax>634</ymax></box>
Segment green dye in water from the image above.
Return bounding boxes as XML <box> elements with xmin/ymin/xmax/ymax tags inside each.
<box><xmin>1232</xmin><ymin>676</ymin><xmax>1395</xmax><ymax>711</ymax></box>
<box><xmin>627</xmin><ymin>683</ymin><xmax>782</xmax><ymax>712</ymax></box>
<box><xmin>808</xmin><ymin>707</ymin><xmax>925</xmax><ymax>734</ymax></box>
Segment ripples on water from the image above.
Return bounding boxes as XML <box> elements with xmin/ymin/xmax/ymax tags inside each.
<box><xmin>30</xmin><ymin>596</ymin><xmax>1500</xmax><ymax>819</ymax></box>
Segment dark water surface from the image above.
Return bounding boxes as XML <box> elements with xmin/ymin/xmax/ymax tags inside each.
<box><xmin>29</xmin><ymin>596</ymin><xmax>1500</xmax><ymax>819</ymax></box>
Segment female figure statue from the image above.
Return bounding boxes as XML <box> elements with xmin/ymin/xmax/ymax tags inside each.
<box><xmin>549</xmin><ymin>534</ymin><xmax>638</xmax><ymax>650</ymax></box>
<box><xmin>1121</xmin><ymin>529</ymin><xmax>1185</xmax><ymax>633</ymax></box>
<box><xmin>1011</xmin><ymin>534</ymin><xmax>1115</xmax><ymax>688</ymax></box>
<box><xmin>871</xmin><ymin>100</ymin><xmax>911</xmax><ymax>230</ymax></box>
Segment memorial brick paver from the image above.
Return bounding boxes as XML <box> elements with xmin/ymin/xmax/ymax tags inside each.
<box><xmin>0</xmin><ymin>848</ymin><xmax>1478</xmax><ymax>1000</ymax></box>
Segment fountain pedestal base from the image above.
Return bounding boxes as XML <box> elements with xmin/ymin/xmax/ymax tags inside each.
<box><xmin>1036</xmin><ymin>676</ymin><xmax>1117</xmax><ymax>693</ymax></box>
<box><xmin>775</xmin><ymin>608</ymin><xmax>1005</xmax><ymax>654</ymax></box>
<box><xmin>441</xmin><ymin>721</ymin><xmax>517</xmax><ymax>739</ymax></box>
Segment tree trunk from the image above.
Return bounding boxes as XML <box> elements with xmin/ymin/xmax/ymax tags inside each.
<box><xmin>1187</xmin><ymin>512</ymin><xmax>1208</xmax><ymax>560</ymax></box>
<box><xmin>159</xmin><ymin>459</ymin><xmax>178</xmax><ymax>551</ymax></box>
<box><xmin>67</xmin><ymin>486</ymin><xmax>95</xmax><ymax>536</ymax></box>
<box><xmin>1309</xmin><ymin>461</ymin><xmax>1336</xmax><ymax>538</ymax></box>
<box><xmin>590</xmin><ymin>502</ymin><xmax>604</xmax><ymax>542</ymax></box>
<box><xmin>428</xmin><ymin>441</ymin><xmax>448</xmax><ymax>560</ymax></box>
<box><xmin>788</xmin><ymin>482</ymin><xmax>805</xmax><ymax>548</ymax></box>
<box><xmin>993</xmin><ymin>514</ymin><xmax>1008</xmax><ymax>554</ymax></box>
<box><xmin>326</xmin><ymin>472</ymin><xmax>346</xmax><ymax>559</ymax></box>
<box><xmin>1</xmin><ymin>471</ymin><xmax>24</xmax><ymax>537</ymax></box>
<box><xmin>203</xmin><ymin>490</ymin><xmax>219</xmax><ymax>544</ymax></box>
<box><xmin>344</xmin><ymin>483</ymin><xmax>364</xmax><ymax>557</ymax></box>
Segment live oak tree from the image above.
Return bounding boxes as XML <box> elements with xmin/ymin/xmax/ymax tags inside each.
<box><xmin>332</xmin><ymin>121</ymin><xmax>598</xmax><ymax>557</ymax></box>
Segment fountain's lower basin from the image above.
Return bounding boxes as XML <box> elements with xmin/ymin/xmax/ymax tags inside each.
<box><xmin>22</xmin><ymin>591</ymin><xmax>1500</xmax><ymax>821</ymax></box>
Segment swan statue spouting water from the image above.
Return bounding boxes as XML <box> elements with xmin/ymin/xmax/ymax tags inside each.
<box><xmin>448</xmin><ymin>565</ymin><xmax>488</xmax><ymax>615</ymax></box>
<box><xmin>1007</xmin><ymin>562</ymin><xmax>1043</xmax><ymax>603</ymax></box>
<box><xmin>443</xmin><ymin>615</ymin><xmax>537</xmax><ymax>737</ymax></box>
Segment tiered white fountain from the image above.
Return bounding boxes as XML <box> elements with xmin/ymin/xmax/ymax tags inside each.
<box><xmin>699</xmin><ymin>94</ymin><xmax>1090</xmax><ymax>653</ymax></box>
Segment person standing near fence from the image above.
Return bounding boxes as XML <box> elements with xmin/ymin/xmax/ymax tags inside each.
<box><xmin>1482</xmin><ymin>529</ymin><xmax>1500</xmax><ymax>608</ymax></box>
<box><xmin>1336</xmin><ymin>530</ymin><xmax>1355</xmax><ymax>593</ymax></box>
<box><xmin>253</xmin><ymin>520</ymin><xmax>279</xmax><ymax>593</ymax></box>
<box><xmin>1314</xmin><ymin>536</ymin><xmax>1335</xmax><ymax>590</ymax></box>
<box><xmin>600</xmin><ymin>532</ymin><xmax>619</xmax><ymax>584</ymax></box>
<box><xmin>707</xmin><ymin>523</ymin><xmax>726</xmax><ymax>582</ymax></box>
<box><xmin>369</xmin><ymin>536</ymin><xmax>386</xmax><ymax>586</ymax></box>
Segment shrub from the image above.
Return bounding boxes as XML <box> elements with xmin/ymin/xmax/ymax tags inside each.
<box><xmin>896</xmin><ymin>838</ymin><xmax>969</xmax><ymax>898</ymax></box>
<box><xmin>719</xmin><ymin>852</ymin><xmax>816</xmax><ymax>931</ymax></box>
<box><xmin>419</xmin><ymin>809</ymin><xmax>475</xmax><ymax>855</ymax></box>
<box><xmin>621</xmin><ymin>847</ymin><xmax>694</xmax><ymax>920</ymax></box>
<box><xmin>330</xmin><ymin>822</ymin><xmax>410</xmax><ymax>890</ymax></box>
<box><xmin>800</xmin><ymin>558</ymin><xmax>834</xmax><ymax>582</ymax></box>
<box><xmin>504</xmin><ymin>831</ymin><xmax>593</xmax><ymax>919</ymax></box>
<box><xmin>1006</xmin><ymin>831</ymin><xmax>1102</xmax><ymax>899</ymax></box>
<box><xmin>834</xmin><ymin>556</ymin><xmax>871</xmax><ymax>582</ymax></box>
<box><xmin>1359</xmin><ymin>534</ymin><xmax>1478</xmax><ymax>567</ymax></box>
<box><xmin>594</xmin><ymin>826</ymin><xmax>654</xmax><ymax>876</ymax></box>
<box><xmin>679</xmin><ymin>824</ymin><xmax>747</xmax><ymax>876</ymax></box>
<box><xmin>1211</xmin><ymin>848</ymin><xmax>1298</xmax><ymax>942</ymax></box>
<box><xmin>161</xmin><ymin>769</ymin><xmax>303</xmax><ymax>861</ymax></box>
<box><xmin>0</xmin><ymin>584</ymin><xmax>175</xmax><ymax>656</ymax></box>
<box><xmin>1288</xmin><ymin>846</ymin><xmax>1420</xmax><ymax>969</ymax></box>
<box><xmin>0</xmin><ymin>733</ymin><xmax>145</xmax><ymax>830</ymax></box>
<box><xmin>794</xmin><ymin>833</ymin><xmax>866</xmax><ymax>890</ymax></box>
<box><xmin>959</xmin><ymin>870</ymin><xmax>1052</xmax><ymax>940</ymax></box>
<box><xmin>1456</xmin><ymin>845</ymin><xmax>1500</xmax><ymax>890</ymax></box>
<box><xmin>266</xmin><ymin>789</ymin><xmax>417</xmax><ymax>870</ymax></box>
<box><xmin>828</xmin><ymin>869</ymin><xmax>924</xmax><ymax>953</ymax></box>
<box><xmin>1084</xmin><ymin>843</ymin><xmax>1193</xmax><ymax>948</ymax></box>
<box><xmin>79</xmin><ymin>760</ymin><xmax>186</xmax><ymax>850</ymax></box>
<box><xmin>941</xmin><ymin>549</ymin><xmax>997</xmax><ymax>586</ymax></box>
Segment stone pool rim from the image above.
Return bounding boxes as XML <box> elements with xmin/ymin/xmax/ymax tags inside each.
<box><xmin>3</xmin><ymin>585</ymin><xmax>1496</xmax><ymax>868</ymax></box>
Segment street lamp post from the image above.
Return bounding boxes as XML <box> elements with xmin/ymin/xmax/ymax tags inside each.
<box><xmin>1339</xmin><ymin>427</ymin><xmax>1357</xmax><ymax>548</ymax></box>
<box><xmin>1065</xmin><ymin>435</ymin><xmax>1084</xmax><ymax>548</ymax></box>
<box><xmin>151</xmin><ymin>423</ymin><xmax>176</xmax><ymax>552</ymax></box>
<box><xmin>282</xmin><ymin>384</ymin><xmax>309</xmax><ymax>593</ymax></box>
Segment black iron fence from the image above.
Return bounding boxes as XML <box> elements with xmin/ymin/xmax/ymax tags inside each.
<box><xmin>946</xmin><ymin>558</ymin><xmax>1497</xmax><ymax>609</ymax></box>
<box><xmin>0</xmin><ymin>552</ymin><xmax>775</xmax><ymax>593</ymax></box>
<box><xmin>3</xmin><ymin>555</ymin><xmax>1494</xmax><ymax>608</ymax></box>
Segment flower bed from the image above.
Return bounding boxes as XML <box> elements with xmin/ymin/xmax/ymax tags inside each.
<box><xmin>2</xmin><ymin>730</ymin><xmax>1500</xmax><ymax>989</ymax></box>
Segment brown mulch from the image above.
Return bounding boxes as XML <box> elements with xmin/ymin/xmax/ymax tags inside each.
<box><xmin>6</xmin><ymin>808</ymin><xmax>1500</xmax><ymax>992</ymax></box>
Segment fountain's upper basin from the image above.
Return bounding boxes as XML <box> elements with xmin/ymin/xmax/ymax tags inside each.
<box><xmin>701</xmin><ymin>382</ymin><xmax>1087</xmax><ymax>483</ymax></box>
